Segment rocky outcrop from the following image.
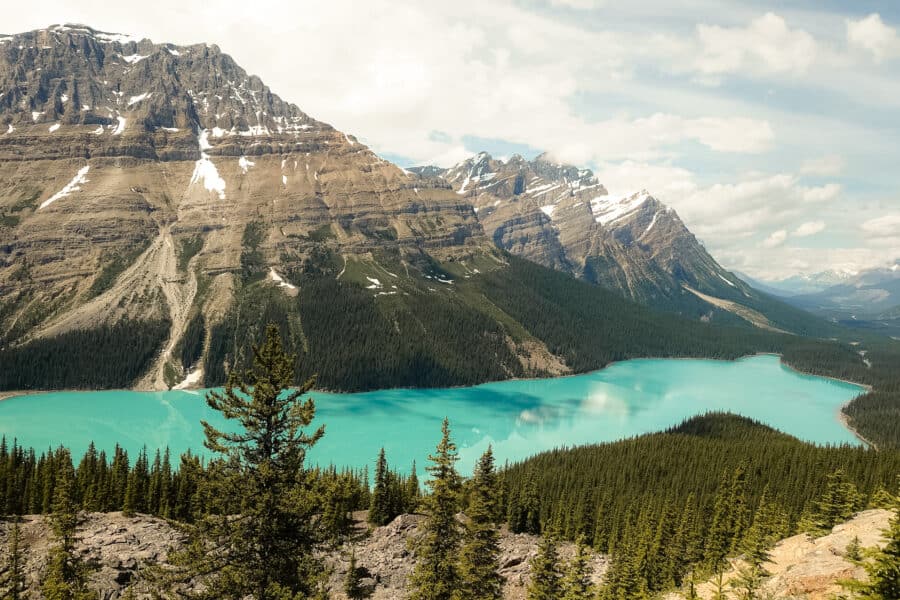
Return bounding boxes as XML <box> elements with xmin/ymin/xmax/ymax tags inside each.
<box><xmin>0</xmin><ymin>512</ymin><xmax>180</xmax><ymax>599</ymax></box>
<box><xmin>3</xmin><ymin>509</ymin><xmax>891</xmax><ymax>600</ymax></box>
<box><xmin>664</xmin><ymin>508</ymin><xmax>893</xmax><ymax>600</ymax></box>
<box><xmin>0</xmin><ymin>510</ymin><xmax>606</xmax><ymax>599</ymax></box>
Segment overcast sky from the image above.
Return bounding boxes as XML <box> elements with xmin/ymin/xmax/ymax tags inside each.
<box><xmin>6</xmin><ymin>0</ymin><xmax>900</xmax><ymax>280</ymax></box>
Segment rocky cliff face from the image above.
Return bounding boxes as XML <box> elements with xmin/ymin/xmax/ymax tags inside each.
<box><xmin>429</xmin><ymin>152</ymin><xmax>799</xmax><ymax>325</ymax></box>
<box><xmin>0</xmin><ymin>25</ymin><xmax>493</xmax><ymax>389</ymax></box>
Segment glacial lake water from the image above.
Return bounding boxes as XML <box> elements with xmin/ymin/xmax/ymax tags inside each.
<box><xmin>0</xmin><ymin>355</ymin><xmax>865</xmax><ymax>474</ymax></box>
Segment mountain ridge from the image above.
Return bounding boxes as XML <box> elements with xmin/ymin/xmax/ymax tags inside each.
<box><xmin>0</xmin><ymin>24</ymin><xmax>845</xmax><ymax>393</ymax></box>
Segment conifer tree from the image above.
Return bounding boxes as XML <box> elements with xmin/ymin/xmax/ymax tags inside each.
<box><xmin>404</xmin><ymin>461</ymin><xmax>420</xmax><ymax>514</ymax></box>
<box><xmin>457</xmin><ymin>446</ymin><xmax>503</xmax><ymax>600</ymax></box>
<box><xmin>846</xmin><ymin>536</ymin><xmax>862</xmax><ymax>562</ymax></box>
<box><xmin>169</xmin><ymin>323</ymin><xmax>325</xmax><ymax>600</ymax></box>
<box><xmin>809</xmin><ymin>469</ymin><xmax>860</xmax><ymax>536</ymax></box>
<box><xmin>368</xmin><ymin>448</ymin><xmax>391</xmax><ymax>527</ymax></box>
<box><xmin>0</xmin><ymin>519</ymin><xmax>26</xmax><ymax>600</ymax></box>
<box><xmin>560</xmin><ymin>536</ymin><xmax>595</xmax><ymax>600</ymax></box>
<box><xmin>41</xmin><ymin>450</ymin><xmax>93</xmax><ymax>600</ymax></box>
<box><xmin>344</xmin><ymin>549</ymin><xmax>365</xmax><ymax>600</ymax></box>
<box><xmin>843</xmin><ymin>507</ymin><xmax>900</xmax><ymax>599</ymax></box>
<box><xmin>527</xmin><ymin>534</ymin><xmax>561</xmax><ymax>600</ymax></box>
<box><xmin>408</xmin><ymin>418</ymin><xmax>462</xmax><ymax>600</ymax></box>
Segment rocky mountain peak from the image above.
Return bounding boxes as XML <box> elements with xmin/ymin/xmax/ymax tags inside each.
<box><xmin>0</xmin><ymin>24</ymin><xmax>495</xmax><ymax>391</ymax></box>
<box><xmin>0</xmin><ymin>24</ymin><xmax>328</xmax><ymax>161</ymax></box>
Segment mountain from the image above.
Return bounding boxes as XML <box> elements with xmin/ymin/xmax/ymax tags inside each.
<box><xmin>0</xmin><ymin>24</ymin><xmax>505</xmax><ymax>390</ymax></box>
<box><xmin>420</xmin><ymin>152</ymin><xmax>834</xmax><ymax>334</ymax></box>
<box><xmin>783</xmin><ymin>260</ymin><xmax>900</xmax><ymax>336</ymax></box>
<box><xmin>0</xmin><ymin>25</ymin><xmax>844</xmax><ymax>393</ymax></box>
<box><xmin>746</xmin><ymin>269</ymin><xmax>860</xmax><ymax>297</ymax></box>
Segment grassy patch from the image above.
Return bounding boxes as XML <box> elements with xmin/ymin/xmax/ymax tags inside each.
<box><xmin>87</xmin><ymin>240</ymin><xmax>150</xmax><ymax>299</ymax></box>
<box><xmin>0</xmin><ymin>213</ymin><xmax>20</xmax><ymax>228</ymax></box>
<box><xmin>177</xmin><ymin>236</ymin><xmax>203</xmax><ymax>272</ymax></box>
<box><xmin>306</xmin><ymin>223</ymin><xmax>336</xmax><ymax>242</ymax></box>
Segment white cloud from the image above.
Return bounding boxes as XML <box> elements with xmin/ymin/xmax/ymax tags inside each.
<box><xmin>762</xmin><ymin>229</ymin><xmax>788</xmax><ymax>248</ymax></box>
<box><xmin>847</xmin><ymin>14</ymin><xmax>900</xmax><ymax>63</ymax></box>
<box><xmin>692</xmin><ymin>13</ymin><xmax>817</xmax><ymax>77</ymax></box>
<box><xmin>666</xmin><ymin>174</ymin><xmax>841</xmax><ymax>239</ymax></box>
<box><xmin>861</xmin><ymin>214</ymin><xmax>900</xmax><ymax>237</ymax></box>
<box><xmin>800</xmin><ymin>155</ymin><xmax>844</xmax><ymax>177</ymax></box>
<box><xmin>793</xmin><ymin>221</ymin><xmax>826</xmax><ymax>237</ymax></box>
<box><xmin>2</xmin><ymin>1</ymin><xmax>897</xmax><ymax>280</ymax></box>
<box><xmin>548</xmin><ymin>0</ymin><xmax>602</xmax><ymax>8</ymax></box>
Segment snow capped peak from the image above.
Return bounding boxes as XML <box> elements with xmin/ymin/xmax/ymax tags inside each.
<box><xmin>591</xmin><ymin>190</ymin><xmax>652</xmax><ymax>226</ymax></box>
<box><xmin>44</xmin><ymin>24</ymin><xmax>144</xmax><ymax>45</ymax></box>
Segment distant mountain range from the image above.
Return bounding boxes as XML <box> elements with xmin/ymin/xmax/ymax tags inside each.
<box><xmin>775</xmin><ymin>261</ymin><xmax>900</xmax><ymax>335</ymax></box>
<box><xmin>0</xmin><ymin>24</ymin><xmax>840</xmax><ymax>391</ymax></box>
<box><xmin>738</xmin><ymin>269</ymin><xmax>861</xmax><ymax>297</ymax></box>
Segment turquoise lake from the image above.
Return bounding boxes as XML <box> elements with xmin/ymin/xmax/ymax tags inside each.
<box><xmin>0</xmin><ymin>355</ymin><xmax>865</xmax><ymax>474</ymax></box>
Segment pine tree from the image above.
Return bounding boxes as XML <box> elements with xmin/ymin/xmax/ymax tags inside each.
<box><xmin>408</xmin><ymin>418</ymin><xmax>462</xmax><ymax>600</ymax></box>
<box><xmin>560</xmin><ymin>536</ymin><xmax>595</xmax><ymax>600</ymax></box>
<box><xmin>729</xmin><ymin>488</ymin><xmax>779</xmax><ymax>600</ymax></box>
<box><xmin>457</xmin><ymin>446</ymin><xmax>503</xmax><ymax>600</ymax></box>
<box><xmin>404</xmin><ymin>461</ymin><xmax>420</xmax><ymax>514</ymax></box>
<box><xmin>527</xmin><ymin>534</ymin><xmax>561</xmax><ymax>600</ymax></box>
<box><xmin>168</xmin><ymin>323</ymin><xmax>325</xmax><ymax>599</ymax></box>
<box><xmin>344</xmin><ymin>549</ymin><xmax>365</xmax><ymax>600</ymax></box>
<box><xmin>809</xmin><ymin>469</ymin><xmax>860</xmax><ymax>536</ymax></box>
<box><xmin>368</xmin><ymin>448</ymin><xmax>391</xmax><ymax>527</ymax></box>
<box><xmin>843</xmin><ymin>506</ymin><xmax>900</xmax><ymax>599</ymax></box>
<box><xmin>846</xmin><ymin>536</ymin><xmax>862</xmax><ymax>562</ymax></box>
<box><xmin>0</xmin><ymin>519</ymin><xmax>26</xmax><ymax>600</ymax></box>
<box><xmin>41</xmin><ymin>450</ymin><xmax>93</xmax><ymax>600</ymax></box>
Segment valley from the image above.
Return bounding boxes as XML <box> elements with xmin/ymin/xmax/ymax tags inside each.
<box><xmin>0</xmin><ymin>18</ymin><xmax>898</xmax><ymax>600</ymax></box>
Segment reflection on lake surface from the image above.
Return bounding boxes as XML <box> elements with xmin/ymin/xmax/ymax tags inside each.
<box><xmin>0</xmin><ymin>355</ymin><xmax>864</xmax><ymax>473</ymax></box>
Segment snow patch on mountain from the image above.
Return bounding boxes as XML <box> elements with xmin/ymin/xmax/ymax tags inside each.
<box><xmin>191</xmin><ymin>130</ymin><xmax>226</xmax><ymax>199</ymax></box>
<box><xmin>591</xmin><ymin>191</ymin><xmax>650</xmax><ymax>226</ymax></box>
<box><xmin>40</xmin><ymin>166</ymin><xmax>90</xmax><ymax>209</ymax></box>
<box><xmin>238</xmin><ymin>156</ymin><xmax>255</xmax><ymax>174</ymax></box>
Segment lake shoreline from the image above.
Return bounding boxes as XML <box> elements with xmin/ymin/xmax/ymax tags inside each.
<box><xmin>0</xmin><ymin>353</ymin><xmax>872</xmax><ymax>448</ymax></box>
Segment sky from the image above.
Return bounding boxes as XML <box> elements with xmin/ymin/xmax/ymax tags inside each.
<box><xmin>6</xmin><ymin>1</ymin><xmax>900</xmax><ymax>280</ymax></box>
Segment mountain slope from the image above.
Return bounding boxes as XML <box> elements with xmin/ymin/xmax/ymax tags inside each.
<box><xmin>422</xmin><ymin>152</ymin><xmax>836</xmax><ymax>335</ymax></box>
<box><xmin>0</xmin><ymin>24</ymin><xmax>497</xmax><ymax>389</ymax></box>
<box><xmin>0</xmin><ymin>25</ymin><xmax>848</xmax><ymax>393</ymax></box>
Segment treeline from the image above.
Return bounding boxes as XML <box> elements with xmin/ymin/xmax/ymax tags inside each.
<box><xmin>0</xmin><ymin>319</ymin><xmax>170</xmax><ymax>390</ymax></box>
<box><xmin>500</xmin><ymin>412</ymin><xmax>900</xmax><ymax>597</ymax></box>
<box><xmin>782</xmin><ymin>335</ymin><xmax>900</xmax><ymax>449</ymax></box>
<box><xmin>476</xmin><ymin>256</ymin><xmax>782</xmax><ymax>371</ymax></box>
<box><xmin>0</xmin><ymin>438</ymin><xmax>381</xmax><ymax>537</ymax></box>
<box><xmin>206</xmin><ymin>274</ymin><xmax>524</xmax><ymax>391</ymax></box>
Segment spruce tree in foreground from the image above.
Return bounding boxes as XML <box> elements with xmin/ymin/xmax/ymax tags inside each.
<box><xmin>408</xmin><ymin>418</ymin><xmax>462</xmax><ymax>600</ymax></box>
<box><xmin>457</xmin><ymin>446</ymin><xmax>503</xmax><ymax>600</ymax></box>
<box><xmin>842</xmin><ymin>506</ymin><xmax>900</xmax><ymax>599</ymax></box>
<box><xmin>344</xmin><ymin>549</ymin><xmax>365</xmax><ymax>600</ymax></box>
<box><xmin>527</xmin><ymin>534</ymin><xmax>561</xmax><ymax>600</ymax></box>
<box><xmin>0</xmin><ymin>519</ymin><xmax>26</xmax><ymax>600</ymax></box>
<box><xmin>171</xmin><ymin>324</ymin><xmax>325</xmax><ymax>600</ymax></box>
<box><xmin>560</xmin><ymin>536</ymin><xmax>595</xmax><ymax>600</ymax></box>
<box><xmin>41</xmin><ymin>450</ymin><xmax>93</xmax><ymax>600</ymax></box>
<box><xmin>368</xmin><ymin>448</ymin><xmax>391</xmax><ymax>527</ymax></box>
<box><xmin>809</xmin><ymin>469</ymin><xmax>860</xmax><ymax>536</ymax></box>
